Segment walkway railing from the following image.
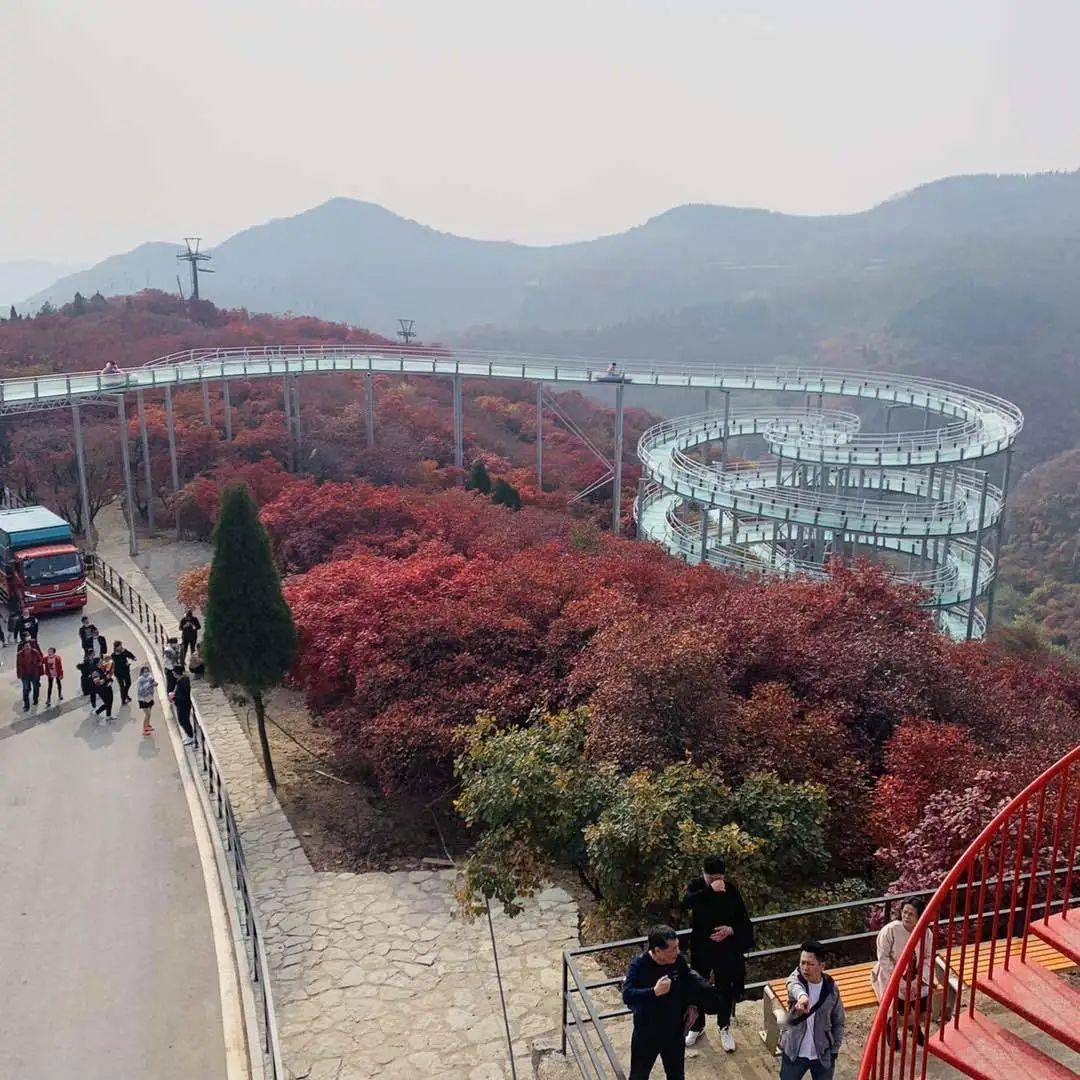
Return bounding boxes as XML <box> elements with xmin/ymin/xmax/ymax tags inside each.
<box><xmin>86</xmin><ymin>553</ymin><xmax>284</xmax><ymax>1080</ymax></box>
<box><xmin>858</xmin><ymin>744</ymin><xmax>1080</xmax><ymax>1079</ymax></box>
<box><xmin>560</xmin><ymin>857</ymin><xmax>1078</xmax><ymax>1078</ymax></box>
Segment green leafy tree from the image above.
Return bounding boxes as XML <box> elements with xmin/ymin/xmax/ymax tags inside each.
<box><xmin>70</xmin><ymin>292</ymin><xmax>87</xmax><ymax>316</ymax></box>
<box><xmin>454</xmin><ymin>708</ymin><xmax>823</xmax><ymax>937</ymax></box>
<box><xmin>202</xmin><ymin>483</ymin><xmax>297</xmax><ymax>788</ymax></box>
<box><xmin>465</xmin><ymin>459</ymin><xmax>492</xmax><ymax>494</ymax></box>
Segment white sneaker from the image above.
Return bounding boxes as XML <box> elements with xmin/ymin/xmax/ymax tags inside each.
<box><xmin>719</xmin><ymin>1026</ymin><xmax>735</xmax><ymax>1052</ymax></box>
<box><xmin>684</xmin><ymin>1029</ymin><xmax>702</xmax><ymax>1047</ymax></box>
<box><xmin>182</xmin><ymin>736</ymin><xmax>195</xmax><ymax>747</ymax></box>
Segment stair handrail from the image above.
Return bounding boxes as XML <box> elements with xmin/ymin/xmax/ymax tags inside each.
<box><xmin>858</xmin><ymin>743</ymin><xmax>1080</xmax><ymax>1079</ymax></box>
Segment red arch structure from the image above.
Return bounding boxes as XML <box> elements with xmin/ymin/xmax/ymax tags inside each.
<box><xmin>859</xmin><ymin>745</ymin><xmax>1080</xmax><ymax>1078</ymax></box>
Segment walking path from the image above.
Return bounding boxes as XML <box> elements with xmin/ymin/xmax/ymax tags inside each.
<box><xmin>0</xmin><ymin>595</ymin><xmax>229</xmax><ymax>1080</ymax></box>
<box><xmin>97</xmin><ymin>507</ymin><xmax>581</xmax><ymax>1079</ymax></box>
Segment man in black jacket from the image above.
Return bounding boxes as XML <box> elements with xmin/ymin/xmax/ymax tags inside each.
<box><xmin>682</xmin><ymin>854</ymin><xmax>754</xmax><ymax>1053</ymax></box>
<box><xmin>622</xmin><ymin>925</ymin><xmax>720</xmax><ymax>1080</ymax></box>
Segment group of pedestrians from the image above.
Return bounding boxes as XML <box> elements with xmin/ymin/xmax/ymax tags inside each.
<box><xmin>623</xmin><ymin>855</ymin><xmax>846</xmax><ymax>1080</ymax></box>
<box><xmin>7</xmin><ymin>605</ymin><xmax>204</xmax><ymax>747</ymax></box>
<box><xmin>7</xmin><ymin>608</ymin><xmax>65</xmax><ymax>711</ymax></box>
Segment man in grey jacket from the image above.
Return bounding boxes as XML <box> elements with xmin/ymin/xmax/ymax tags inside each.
<box><xmin>778</xmin><ymin>941</ymin><xmax>845</xmax><ymax>1079</ymax></box>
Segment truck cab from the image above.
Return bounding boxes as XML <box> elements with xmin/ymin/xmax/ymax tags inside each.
<box><xmin>0</xmin><ymin>506</ymin><xmax>87</xmax><ymax>616</ymax></box>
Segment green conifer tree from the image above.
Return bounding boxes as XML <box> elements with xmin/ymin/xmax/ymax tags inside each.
<box><xmin>202</xmin><ymin>483</ymin><xmax>297</xmax><ymax>788</ymax></box>
<box><xmin>491</xmin><ymin>477</ymin><xmax>521</xmax><ymax>509</ymax></box>
<box><xmin>466</xmin><ymin>459</ymin><xmax>492</xmax><ymax>494</ymax></box>
<box><xmin>7</xmin><ymin>305</ymin><xmax>17</xmax><ymax>322</ymax></box>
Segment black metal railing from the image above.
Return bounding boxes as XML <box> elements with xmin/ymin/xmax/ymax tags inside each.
<box><xmin>560</xmin><ymin>867</ymin><xmax>1078</xmax><ymax>1079</ymax></box>
<box><xmin>86</xmin><ymin>553</ymin><xmax>284</xmax><ymax>1079</ymax></box>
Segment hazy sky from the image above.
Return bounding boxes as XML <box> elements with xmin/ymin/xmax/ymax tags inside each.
<box><xmin>5</xmin><ymin>0</ymin><xmax>1079</xmax><ymax>264</ymax></box>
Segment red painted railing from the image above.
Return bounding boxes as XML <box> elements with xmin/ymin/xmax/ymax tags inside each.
<box><xmin>858</xmin><ymin>744</ymin><xmax>1080</xmax><ymax>1078</ymax></box>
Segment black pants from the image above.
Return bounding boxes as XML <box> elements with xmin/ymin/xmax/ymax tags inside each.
<box><xmin>176</xmin><ymin>703</ymin><xmax>193</xmax><ymax>738</ymax></box>
<box><xmin>116</xmin><ymin>669</ymin><xmax>132</xmax><ymax>703</ymax></box>
<box><xmin>629</xmin><ymin>1028</ymin><xmax>685</xmax><ymax>1080</ymax></box>
<box><xmin>46</xmin><ymin>676</ymin><xmax>62</xmax><ymax>702</ymax></box>
<box><xmin>94</xmin><ymin>685</ymin><xmax>114</xmax><ymax>717</ymax></box>
<box><xmin>21</xmin><ymin>676</ymin><xmax>40</xmax><ymax>708</ymax></box>
<box><xmin>689</xmin><ymin>952</ymin><xmax>743</xmax><ymax>1030</ymax></box>
<box><xmin>180</xmin><ymin>636</ymin><xmax>197</xmax><ymax>663</ymax></box>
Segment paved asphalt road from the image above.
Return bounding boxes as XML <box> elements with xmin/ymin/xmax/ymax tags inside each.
<box><xmin>0</xmin><ymin>596</ymin><xmax>227</xmax><ymax>1079</ymax></box>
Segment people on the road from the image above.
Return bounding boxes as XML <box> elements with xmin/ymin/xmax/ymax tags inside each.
<box><xmin>622</xmin><ymin>925</ymin><xmax>721</xmax><ymax>1080</ymax></box>
<box><xmin>15</xmin><ymin>608</ymin><xmax>40</xmax><ymax>640</ymax></box>
<box><xmin>100</xmin><ymin>360</ymin><xmax>123</xmax><ymax>375</ymax></box>
<box><xmin>682</xmin><ymin>854</ymin><xmax>755</xmax><ymax>1053</ymax></box>
<box><xmin>778</xmin><ymin>942</ymin><xmax>846</xmax><ymax>1080</ymax></box>
<box><xmin>170</xmin><ymin>665</ymin><xmax>194</xmax><ymax>745</ymax></box>
<box><xmin>16</xmin><ymin>635</ymin><xmax>45</xmax><ymax>711</ymax></box>
<box><xmin>78</xmin><ymin>615</ymin><xmax>95</xmax><ymax>652</ymax></box>
<box><xmin>111</xmin><ymin>640</ymin><xmax>136</xmax><ymax>705</ymax></box>
<box><xmin>871</xmin><ymin>898</ymin><xmax>933</xmax><ymax>1050</ymax></box>
<box><xmin>187</xmin><ymin>643</ymin><xmax>205</xmax><ymax>677</ymax></box>
<box><xmin>179</xmin><ymin>609</ymin><xmax>201</xmax><ymax>662</ymax></box>
<box><xmin>136</xmin><ymin>665</ymin><xmax>157</xmax><ymax>736</ymax></box>
<box><xmin>91</xmin><ymin>659</ymin><xmax>115</xmax><ymax>720</ymax></box>
<box><xmin>77</xmin><ymin>648</ymin><xmax>99</xmax><ymax>709</ymax></box>
<box><xmin>44</xmin><ymin>647</ymin><xmax>64</xmax><ymax>706</ymax></box>
<box><xmin>86</xmin><ymin>624</ymin><xmax>107</xmax><ymax>660</ymax></box>
<box><xmin>163</xmin><ymin>637</ymin><xmax>182</xmax><ymax>691</ymax></box>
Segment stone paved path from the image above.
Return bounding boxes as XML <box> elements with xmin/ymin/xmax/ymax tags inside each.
<box><xmin>97</xmin><ymin>507</ymin><xmax>579</xmax><ymax>1079</ymax></box>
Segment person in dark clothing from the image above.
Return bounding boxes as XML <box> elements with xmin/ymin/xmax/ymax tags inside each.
<box><xmin>77</xmin><ymin>649</ymin><xmax>99</xmax><ymax>709</ymax></box>
<box><xmin>92</xmin><ymin>660</ymin><xmax>115</xmax><ymax>720</ymax></box>
<box><xmin>682</xmin><ymin>854</ymin><xmax>755</xmax><ymax>1052</ymax></box>
<box><xmin>622</xmin><ymin>925</ymin><xmax>721</xmax><ymax>1080</ymax></box>
<box><xmin>78</xmin><ymin>615</ymin><xmax>95</xmax><ymax>652</ymax></box>
<box><xmin>170</xmin><ymin>666</ymin><xmax>194</xmax><ymax>745</ymax></box>
<box><xmin>15</xmin><ymin>608</ymin><xmax>40</xmax><ymax>641</ymax></box>
<box><xmin>16</xmin><ymin>636</ymin><xmax>44</xmax><ymax>710</ymax></box>
<box><xmin>86</xmin><ymin>625</ymin><xmax>107</xmax><ymax>660</ymax></box>
<box><xmin>110</xmin><ymin>640</ymin><xmax>137</xmax><ymax>705</ymax></box>
<box><xmin>179</xmin><ymin>610</ymin><xmax>201</xmax><ymax>663</ymax></box>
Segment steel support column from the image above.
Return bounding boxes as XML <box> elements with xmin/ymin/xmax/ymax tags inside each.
<box><xmin>222</xmin><ymin>381</ymin><xmax>232</xmax><ymax>441</ymax></box>
<box><xmin>721</xmin><ymin>390</ymin><xmax>731</xmax><ymax>469</ymax></box>
<box><xmin>117</xmin><ymin>395</ymin><xmax>138</xmax><ymax>556</ymax></box>
<box><xmin>965</xmin><ymin>470</ymin><xmax>991</xmax><ymax>640</ymax></box>
<box><xmin>202</xmin><ymin>379</ymin><xmax>212</xmax><ymax>426</ymax></box>
<box><xmin>164</xmin><ymin>385</ymin><xmax>181</xmax><ymax>539</ymax></box>
<box><xmin>364</xmin><ymin>372</ymin><xmax>375</xmax><ymax>448</ymax></box>
<box><xmin>535</xmin><ymin>382</ymin><xmax>543</xmax><ymax>488</ymax></box>
<box><xmin>71</xmin><ymin>403</ymin><xmax>92</xmax><ymax>545</ymax></box>
<box><xmin>282</xmin><ymin>375</ymin><xmax>294</xmax><ymax>471</ymax></box>
<box><xmin>453</xmin><ymin>374</ymin><xmax>463</xmax><ymax>469</ymax></box>
<box><xmin>699</xmin><ymin>504</ymin><xmax>709</xmax><ymax>560</ymax></box>
<box><xmin>984</xmin><ymin>447</ymin><xmax>1014</xmax><ymax>633</ymax></box>
<box><xmin>136</xmin><ymin>389</ymin><xmax>155</xmax><ymax>532</ymax></box>
<box><xmin>611</xmin><ymin>380</ymin><xmax>625</xmax><ymax>534</ymax></box>
<box><xmin>291</xmin><ymin>376</ymin><xmax>302</xmax><ymax>465</ymax></box>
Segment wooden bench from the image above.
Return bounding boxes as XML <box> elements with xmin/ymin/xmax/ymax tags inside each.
<box><xmin>758</xmin><ymin>939</ymin><xmax>1075</xmax><ymax>1055</ymax></box>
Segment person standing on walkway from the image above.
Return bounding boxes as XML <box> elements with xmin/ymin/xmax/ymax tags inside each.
<box><xmin>78</xmin><ymin>615</ymin><xmax>95</xmax><ymax>652</ymax></box>
<box><xmin>622</xmin><ymin>925</ymin><xmax>721</xmax><ymax>1080</ymax></box>
<box><xmin>16</xmin><ymin>635</ymin><xmax>44</xmax><ymax>711</ymax></box>
<box><xmin>170</xmin><ymin>666</ymin><xmax>194</xmax><ymax>745</ymax></box>
<box><xmin>135</xmin><ymin>665</ymin><xmax>157</xmax><ymax>735</ymax></box>
<box><xmin>92</xmin><ymin>660</ymin><xmax>115</xmax><ymax>721</ymax></box>
<box><xmin>179</xmin><ymin>609</ymin><xmax>201</xmax><ymax>663</ymax></box>
<box><xmin>15</xmin><ymin>608</ymin><xmax>39</xmax><ymax>641</ymax></box>
<box><xmin>43</xmin><ymin>647</ymin><xmax>64</xmax><ymax>706</ymax></box>
<box><xmin>778</xmin><ymin>942</ymin><xmax>846</xmax><ymax>1080</ymax></box>
<box><xmin>682</xmin><ymin>854</ymin><xmax>755</xmax><ymax>1053</ymax></box>
<box><xmin>87</xmin><ymin>624</ymin><xmax>107</xmax><ymax>660</ymax></box>
<box><xmin>77</xmin><ymin>649</ymin><xmax>99</xmax><ymax>710</ymax></box>
<box><xmin>110</xmin><ymin>640</ymin><xmax>136</xmax><ymax>705</ymax></box>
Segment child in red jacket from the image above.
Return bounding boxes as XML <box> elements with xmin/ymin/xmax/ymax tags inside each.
<box><xmin>44</xmin><ymin>647</ymin><xmax>64</xmax><ymax>706</ymax></box>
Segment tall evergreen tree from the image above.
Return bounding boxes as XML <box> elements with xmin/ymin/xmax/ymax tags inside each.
<box><xmin>7</xmin><ymin>305</ymin><xmax>16</xmax><ymax>322</ymax></box>
<box><xmin>202</xmin><ymin>483</ymin><xmax>297</xmax><ymax>788</ymax></box>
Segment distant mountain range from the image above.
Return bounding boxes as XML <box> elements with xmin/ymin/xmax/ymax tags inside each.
<box><xmin>20</xmin><ymin>171</ymin><xmax>1080</xmax><ymax>341</ymax></box>
<box><xmin>2</xmin><ymin>259</ymin><xmax>83</xmax><ymax>312</ymax></box>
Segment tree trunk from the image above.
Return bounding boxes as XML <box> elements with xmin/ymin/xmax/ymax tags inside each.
<box><xmin>251</xmin><ymin>688</ymin><xmax>277</xmax><ymax>790</ymax></box>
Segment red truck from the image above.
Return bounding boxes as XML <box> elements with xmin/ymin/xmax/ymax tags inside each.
<box><xmin>0</xmin><ymin>505</ymin><xmax>87</xmax><ymax>616</ymax></box>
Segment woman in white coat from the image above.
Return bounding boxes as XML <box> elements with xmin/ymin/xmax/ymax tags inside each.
<box><xmin>871</xmin><ymin>897</ymin><xmax>934</xmax><ymax>1047</ymax></box>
